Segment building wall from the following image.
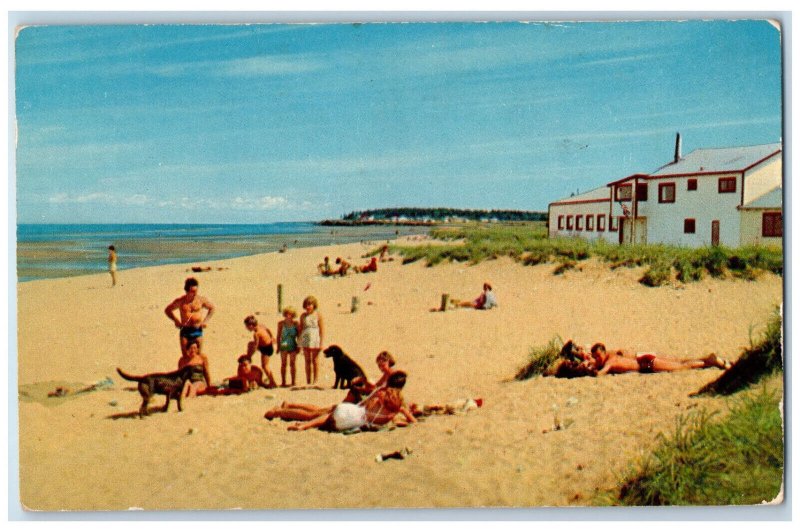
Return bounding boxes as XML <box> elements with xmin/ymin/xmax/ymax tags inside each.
<box><xmin>743</xmin><ymin>157</ymin><xmax>782</xmax><ymax>205</ymax></box>
<box><xmin>548</xmin><ymin>199</ymin><xmax>617</xmax><ymax>241</ymax></box>
<box><xmin>639</xmin><ymin>174</ymin><xmax>742</xmax><ymax>247</ymax></box>
<box><xmin>740</xmin><ymin>210</ymin><xmax>783</xmax><ymax>248</ymax></box>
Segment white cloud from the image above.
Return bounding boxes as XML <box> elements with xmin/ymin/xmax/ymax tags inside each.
<box><xmin>48</xmin><ymin>192</ymin><xmax>114</xmax><ymax>204</ymax></box>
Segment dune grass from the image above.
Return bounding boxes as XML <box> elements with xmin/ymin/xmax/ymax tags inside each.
<box><xmin>601</xmin><ymin>382</ymin><xmax>784</xmax><ymax>506</ymax></box>
<box><xmin>693</xmin><ymin>307</ymin><xmax>783</xmax><ymax>396</ymax></box>
<box><xmin>514</xmin><ymin>336</ymin><xmax>564</xmax><ymax>380</ymax></box>
<box><xmin>386</xmin><ymin>223</ymin><xmax>782</xmax><ymax>285</ymax></box>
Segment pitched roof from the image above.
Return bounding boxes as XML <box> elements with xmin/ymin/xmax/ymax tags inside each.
<box><xmin>740</xmin><ymin>186</ymin><xmax>782</xmax><ymax>209</ymax></box>
<box><xmin>549</xmin><ymin>185</ymin><xmax>610</xmax><ymax>206</ymax></box>
<box><xmin>651</xmin><ymin>143</ymin><xmax>782</xmax><ymax>176</ymax></box>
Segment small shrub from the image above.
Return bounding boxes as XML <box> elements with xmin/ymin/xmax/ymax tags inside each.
<box><xmin>553</xmin><ymin>259</ymin><xmax>576</xmax><ymax>275</ymax></box>
<box><xmin>515</xmin><ymin>336</ymin><xmax>563</xmax><ymax>380</ymax></box>
<box><xmin>640</xmin><ymin>261</ymin><xmax>671</xmax><ymax>287</ymax></box>
<box><xmin>698</xmin><ymin>246</ymin><xmax>728</xmax><ymax>277</ymax></box>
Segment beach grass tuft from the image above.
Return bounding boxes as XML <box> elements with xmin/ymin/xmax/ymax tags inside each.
<box><xmin>514</xmin><ymin>336</ymin><xmax>563</xmax><ymax>380</ymax></box>
<box><xmin>389</xmin><ymin>223</ymin><xmax>782</xmax><ymax>285</ymax></box>
<box><xmin>693</xmin><ymin>307</ymin><xmax>783</xmax><ymax>396</ymax></box>
<box><xmin>601</xmin><ymin>383</ymin><xmax>784</xmax><ymax>506</ymax></box>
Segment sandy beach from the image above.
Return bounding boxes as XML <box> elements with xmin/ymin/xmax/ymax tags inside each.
<box><xmin>16</xmin><ymin>238</ymin><xmax>783</xmax><ymax>511</ymax></box>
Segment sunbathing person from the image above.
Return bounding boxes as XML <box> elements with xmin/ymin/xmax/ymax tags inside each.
<box><xmin>318</xmin><ymin>256</ymin><xmax>332</xmax><ymax>276</ymax></box>
<box><xmin>451</xmin><ymin>283</ymin><xmax>497</xmax><ymax>310</ymax></box>
<box><xmin>291</xmin><ymin>371</ymin><xmax>416</xmax><ymax>432</ymax></box>
<box><xmin>590</xmin><ymin>343</ymin><xmax>731</xmax><ymax>375</ymax></box>
<box><xmin>334</xmin><ymin>257</ymin><xmax>351</xmax><ymax>276</ymax></box>
<box><xmin>356</xmin><ymin>257</ymin><xmax>378</xmax><ymax>273</ymax></box>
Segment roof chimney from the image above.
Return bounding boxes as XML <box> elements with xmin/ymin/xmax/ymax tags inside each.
<box><xmin>674</xmin><ymin>132</ymin><xmax>682</xmax><ymax>163</ymax></box>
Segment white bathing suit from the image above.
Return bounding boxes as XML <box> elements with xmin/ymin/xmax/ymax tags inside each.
<box><xmin>300</xmin><ymin>312</ymin><xmax>321</xmax><ymax>348</ymax></box>
<box><xmin>332</xmin><ymin>402</ymin><xmax>367</xmax><ymax>431</ymax></box>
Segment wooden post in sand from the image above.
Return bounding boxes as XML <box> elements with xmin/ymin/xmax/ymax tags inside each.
<box><xmin>277</xmin><ymin>284</ymin><xmax>283</xmax><ymax>314</ymax></box>
<box><xmin>440</xmin><ymin>293</ymin><xmax>449</xmax><ymax>312</ymax></box>
<box><xmin>351</xmin><ymin>296</ymin><xmax>359</xmax><ymax>313</ymax></box>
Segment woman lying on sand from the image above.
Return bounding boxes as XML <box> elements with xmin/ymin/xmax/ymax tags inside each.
<box><xmin>554</xmin><ymin>340</ymin><xmax>730</xmax><ymax>378</ymax></box>
<box><xmin>265</xmin><ymin>371</ymin><xmax>416</xmax><ymax>432</ymax></box>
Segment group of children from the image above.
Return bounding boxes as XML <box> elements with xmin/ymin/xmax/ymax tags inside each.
<box><xmin>238</xmin><ymin>295</ymin><xmax>325</xmax><ymax>389</ymax></box>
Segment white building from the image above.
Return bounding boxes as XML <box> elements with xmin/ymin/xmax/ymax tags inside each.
<box><xmin>548</xmin><ymin>137</ymin><xmax>783</xmax><ymax>248</ymax></box>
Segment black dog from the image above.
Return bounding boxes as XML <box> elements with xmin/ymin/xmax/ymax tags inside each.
<box><xmin>116</xmin><ymin>366</ymin><xmax>196</xmax><ymax>417</ymax></box>
<box><xmin>323</xmin><ymin>345</ymin><xmax>367</xmax><ymax>389</ymax></box>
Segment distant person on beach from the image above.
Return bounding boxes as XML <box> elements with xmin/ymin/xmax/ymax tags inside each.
<box><xmin>298</xmin><ymin>296</ymin><xmax>324</xmax><ymax>384</ymax></box>
<box><xmin>244</xmin><ymin>315</ymin><xmax>277</xmax><ymax>388</ymax></box>
<box><xmin>178</xmin><ymin>339</ymin><xmax>210</xmax><ymax>399</ymax></box>
<box><xmin>266</xmin><ymin>371</ymin><xmax>416</xmax><ymax>432</ymax></box>
<box><xmin>334</xmin><ymin>257</ymin><xmax>350</xmax><ymax>276</ymax></box>
<box><xmin>379</xmin><ymin>244</ymin><xmax>390</xmax><ymax>262</ymax></box>
<box><xmin>277</xmin><ymin>307</ymin><xmax>300</xmax><ymax>387</ymax></box>
<box><xmin>107</xmin><ymin>245</ymin><xmax>117</xmax><ymax>287</ymax></box>
<box><xmin>590</xmin><ymin>343</ymin><xmax>731</xmax><ymax>375</ymax></box>
<box><xmin>318</xmin><ymin>256</ymin><xmax>332</xmax><ymax>276</ymax></box>
<box><xmin>452</xmin><ymin>283</ymin><xmax>497</xmax><ymax>310</ymax></box>
<box><xmin>356</xmin><ymin>257</ymin><xmax>378</xmax><ymax>273</ymax></box>
<box><xmin>164</xmin><ymin>277</ymin><xmax>215</xmax><ymax>357</ymax></box>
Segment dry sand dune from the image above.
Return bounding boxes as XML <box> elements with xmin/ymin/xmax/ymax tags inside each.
<box><xmin>16</xmin><ymin>240</ymin><xmax>783</xmax><ymax>510</ymax></box>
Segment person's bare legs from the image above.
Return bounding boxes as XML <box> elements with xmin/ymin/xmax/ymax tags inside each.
<box><xmin>289</xmin><ymin>352</ymin><xmax>297</xmax><ymax>386</ymax></box>
<box><xmin>303</xmin><ymin>348</ymin><xmax>312</xmax><ymax>384</ymax></box>
<box><xmin>261</xmin><ymin>354</ymin><xmax>277</xmax><ymax>388</ymax></box>
<box><xmin>650</xmin><ymin>354</ymin><xmax>729</xmax><ymax>372</ymax></box>
<box><xmin>280</xmin><ymin>352</ymin><xmax>288</xmax><ymax>387</ymax></box>
<box><xmin>288</xmin><ymin>413</ymin><xmax>332</xmax><ymax>431</ymax></box>
<box><xmin>310</xmin><ymin>348</ymin><xmax>321</xmax><ymax>384</ymax></box>
<box><xmin>264</xmin><ymin>404</ymin><xmax>330</xmax><ymax>421</ymax></box>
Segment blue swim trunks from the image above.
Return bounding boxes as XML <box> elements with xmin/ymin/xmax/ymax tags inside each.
<box><xmin>180</xmin><ymin>326</ymin><xmax>204</xmax><ymax>339</ymax></box>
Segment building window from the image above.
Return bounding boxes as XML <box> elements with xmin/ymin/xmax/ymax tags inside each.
<box><xmin>566</xmin><ymin>215</ymin><xmax>573</xmax><ymax>230</ymax></box>
<box><xmin>616</xmin><ymin>185</ymin><xmax>632</xmax><ymax>201</ymax></box>
<box><xmin>659</xmin><ymin>183</ymin><xmax>676</xmax><ymax>203</ymax></box>
<box><xmin>687</xmin><ymin>178</ymin><xmax>697</xmax><ymax>191</ymax></box>
<box><xmin>718</xmin><ymin>177</ymin><xmax>737</xmax><ymax>193</ymax></box>
<box><xmin>558</xmin><ymin>215</ymin><xmax>564</xmax><ymax>230</ymax></box>
<box><xmin>609</xmin><ymin>215</ymin><xmax>619</xmax><ymax>232</ymax></box>
<box><xmin>636</xmin><ymin>183</ymin><xmax>648</xmax><ymax>201</ymax></box>
<box><xmin>576</xmin><ymin>215</ymin><xmax>583</xmax><ymax>231</ymax></box>
<box><xmin>597</xmin><ymin>214</ymin><xmax>606</xmax><ymax>231</ymax></box>
<box><xmin>586</xmin><ymin>215</ymin><xmax>594</xmax><ymax>231</ymax></box>
<box><xmin>684</xmin><ymin>218</ymin><xmax>696</xmax><ymax>234</ymax></box>
<box><xmin>762</xmin><ymin>212</ymin><xmax>782</xmax><ymax>237</ymax></box>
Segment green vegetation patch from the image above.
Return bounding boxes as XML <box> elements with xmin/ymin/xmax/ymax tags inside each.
<box><xmin>514</xmin><ymin>336</ymin><xmax>564</xmax><ymax>380</ymax></box>
<box><xmin>604</xmin><ymin>384</ymin><xmax>784</xmax><ymax>506</ymax></box>
<box><xmin>387</xmin><ymin>223</ymin><xmax>783</xmax><ymax>286</ymax></box>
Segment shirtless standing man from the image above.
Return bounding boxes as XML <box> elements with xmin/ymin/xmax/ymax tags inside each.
<box><xmin>165</xmin><ymin>277</ymin><xmax>215</xmax><ymax>357</ymax></box>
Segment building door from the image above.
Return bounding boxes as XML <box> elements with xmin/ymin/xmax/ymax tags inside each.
<box><xmin>711</xmin><ymin>220</ymin><xmax>720</xmax><ymax>246</ymax></box>
<box><xmin>619</xmin><ymin>219</ymin><xmax>625</xmax><ymax>244</ymax></box>
<box><xmin>634</xmin><ymin>217</ymin><xmax>647</xmax><ymax>244</ymax></box>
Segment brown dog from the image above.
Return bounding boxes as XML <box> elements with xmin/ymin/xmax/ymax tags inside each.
<box><xmin>117</xmin><ymin>366</ymin><xmax>196</xmax><ymax>417</ymax></box>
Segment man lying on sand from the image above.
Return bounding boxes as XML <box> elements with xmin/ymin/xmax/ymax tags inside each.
<box><xmin>554</xmin><ymin>340</ymin><xmax>730</xmax><ymax>377</ymax></box>
<box><xmin>265</xmin><ymin>371</ymin><xmax>416</xmax><ymax>432</ymax></box>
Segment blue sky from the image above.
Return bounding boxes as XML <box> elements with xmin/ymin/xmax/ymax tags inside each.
<box><xmin>14</xmin><ymin>20</ymin><xmax>782</xmax><ymax>223</ymax></box>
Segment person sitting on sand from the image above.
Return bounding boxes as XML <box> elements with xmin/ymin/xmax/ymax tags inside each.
<box><xmin>179</xmin><ymin>339</ymin><xmax>210</xmax><ymax>399</ymax></box>
<box><xmin>379</xmin><ymin>244</ymin><xmax>390</xmax><ymax>262</ymax></box>
<box><xmin>244</xmin><ymin>315</ymin><xmax>277</xmax><ymax>388</ymax></box>
<box><xmin>452</xmin><ymin>283</ymin><xmax>497</xmax><ymax>310</ymax></box>
<box><xmin>590</xmin><ymin>343</ymin><xmax>731</xmax><ymax>375</ymax></box>
<box><xmin>341</xmin><ymin>350</ymin><xmax>398</xmax><ymax>403</ymax></box>
<box><xmin>334</xmin><ymin>257</ymin><xmax>351</xmax><ymax>276</ymax></box>
<box><xmin>318</xmin><ymin>256</ymin><xmax>332</xmax><ymax>276</ymax></box>
<box><xmin>269</xmin><ymin>371</ymin><xmax>416</xmax><ymax>432</ymax></box>
<box><xmin>356</xmin><ymin>257</ymin><xmax>378</xmax><ymax>273</ymax></box>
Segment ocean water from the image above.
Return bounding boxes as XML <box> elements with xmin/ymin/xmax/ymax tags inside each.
<box><xmin>16</xmin><ymin>223</ymin><xmax>428</xmax><ymax>282</ymax></box>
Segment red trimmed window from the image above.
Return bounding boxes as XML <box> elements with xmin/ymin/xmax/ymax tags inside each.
<box><xmin>659</xmin><ymin>183</ymin><xmax>676</xmax><ymax>203</ymax></box>
<box><xmin>636</xmin><ymin>183</ymin><xmax>648</xmax><ymax>201</ymax></box>
<box><xmin>576</xmin><ymin>215</ymin><xmax>583</xmax><ymax>231</ymax></box>
<box><xmin>616</xmin><ymin>185</ymin><xmax>632</xmax><ymax>201</ymax></box>
<box><xmin>558</xmin><ymin>215</ymin><xmax>564</xmax><ymax>230</ymax></box>
<box><xmin>597</xmin><ymin>214</ymin><xmax>606</xmax><ymax>231</ymax></box>
<box><xmin>586</xmin><ymin>215</ymin><xmax>594</xmax><ymax>231</ymax></box>
<box><xmin>762</xmin><ymin>212</ymin><xmax>782</xmax><ymax>237</ymax></box>
<box><xmin>566</xmin><ymin>215</ymin><xmax>573</xmax><ymax>230</ymax></box>
<box><xmin>718</xmin><ymin>177</ymin><xmax>737</xmax><ymax>193</ymax></box>
<box><xmin>687</xmin><ymin>178</ymin><xmax>697</xmax><ymax>191</ymax></box>
<box><xmin>609</xmin><ymin>215</ymin><xmax>619</xmax><ymax>232</ymax></box>
<box><xmin>684</xmin><ymin>218</ymin><xmax>696</xmax><ymax>234</ymax></box>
